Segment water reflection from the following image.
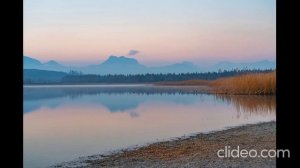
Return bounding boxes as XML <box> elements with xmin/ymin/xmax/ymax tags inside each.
<box><xmin>24</xmin><ymin>85</ymin><xmax>203</xmax><ymax>114</ymax></box>
<box><xmin>24</xmin><ymin>85</ymin><xmax>275</xmax><ymax>116</ymax></box>
<box><xmin>24</xmin><ymin>85</ymin><xmax>206</xmax><ymax>100</ymax></box>
<box><xmin>215</xmin><ymin>95</ymin><xmax>276</xmax><ymax>118</ymax></box>
<box><xmin>24</xmin><ymin>85</ymin><xmax>276</xmax><ymax>168</ymax></box>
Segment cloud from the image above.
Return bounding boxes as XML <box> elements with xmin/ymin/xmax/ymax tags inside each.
<box><xmin>128</xmin><ymin>50</ymin><xmax>140</xmax><ymax>56</ymax></box>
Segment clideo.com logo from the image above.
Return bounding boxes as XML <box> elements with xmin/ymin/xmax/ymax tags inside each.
<box><xmin>217</xmin><ymin>146</ymin><xmax>290</xmax><ymax>158</ymax></box>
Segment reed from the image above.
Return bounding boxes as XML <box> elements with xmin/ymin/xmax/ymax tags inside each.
<box><xmin>210</xmin><ymin>71</ymin><xmax>276</xmax><ymax>95</ymax></box>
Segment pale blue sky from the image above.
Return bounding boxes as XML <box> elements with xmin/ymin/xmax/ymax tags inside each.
<box><xmin>24</xmin><ymin>0</ymin><xmax>276</xmax><ymax>66</ymax></box>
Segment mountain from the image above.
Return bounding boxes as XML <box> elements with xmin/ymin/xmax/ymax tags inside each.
<box><xmin>23</xmin><ymin>55</ymin><xmax>201</xmax><ymax>75</ymax></box>
<box><xmin>45</xmin><ymin>60</ymin><xmax>60</xmax><ymax>66</ymax></box>
<box><xmin>43</xmin><ymin>60</ymin><xmax>70</xmax><ymax>72</ymax></box>
<box><xmin>23</xmin><ymin>56</ymin><xmax>276</xmax><ymax>75</ymax></box>
<box><xmin>83</xmin><ymin>56</ymin><xmax>202</xmax><ymax>74</ymax></box>
<box><xmin>24</xmin><ymin>69</ymin><xmax>67</xmax><ymax>84</ymax></box>
<box><xmin>83</xmin><ymin>56</ymin><xmax>148</xmax><ymax>74</ymax></box>
<box><xmin>24</xmin><ymin>56</ymin><xmax>71</xmax><ymax>72</ymax></box>
<box><xmin>152</xmin><ymin>61</ymin><xmax>199</xmax><ymax>74</ymax></box>
<box><xmin>102</xmin><ymin>56</ymin><xmax>139</xmax><ymax>65</ymax></box>
<box><xmin>24</xmin><ymin>56</ymin><xmax>43</xmax><ymax>69</ymax></box>
<box><xmin>210</xmin><ymin>60</ymin><xmax>276</xmax><ymax>71</ymax></box>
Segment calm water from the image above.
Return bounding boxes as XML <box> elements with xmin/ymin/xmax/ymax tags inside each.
<box><xmin>24</xmin><ymin>85</ymin><xmax>276</xmax><ymax>168</ymax></box>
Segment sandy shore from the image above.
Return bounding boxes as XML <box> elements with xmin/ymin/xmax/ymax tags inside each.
<box><xmin>52</xmin><ymin>122</ymin><xmax>275</xmax><ymax>168</ymax></box>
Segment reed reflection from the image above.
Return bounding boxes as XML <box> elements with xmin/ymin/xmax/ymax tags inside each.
<box><xmin>215</xmin><ymin>95</ymin><xmax>276</xmax><ymax>118</ymax></box>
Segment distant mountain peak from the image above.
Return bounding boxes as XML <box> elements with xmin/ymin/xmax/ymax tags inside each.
<box><xmin>24</xmin><ymin>56</ymin><xmax>33</xmax><ymax>59</ymax></box>
<box><xmin>170</xmin><ymin>61</ymin><xmax>197</xmax><ymax>68</ymax></box>
<box><xmin>108</xmin><ymin>55</ymin><xmax>118</xmax><ymax>59</ymax></box>
<box><xmin>212</xmin><ymin>59</ymin><xmax>276</xmax><ymax>71</ymax></box>
<box><xmin>102</xmin><ymin>55</ymin><xmax>139</xmax><ymax>65</ymax></box>
<box><xmin>24</xmin><ymin>56</ymin><xmax>42</xmax><ymax>63</ymax></box>
<box><xmin>180</xmin><ymin>61</ymin><xmax>194</xmax><ymax>65</ymax></box>
<box><xmin>24</xmin><ymin>55</ymin><xmax>275</xmax><ymax>75</ymax></box>
<box><xmin>24</xmin><ymin>56</ymin><xmax>42</xmax><ymax>68</ymax></box>
<box><xmin>45</xmin><ymin>60</ymin><xmax>61</xmax><ymax>66</ymax></box>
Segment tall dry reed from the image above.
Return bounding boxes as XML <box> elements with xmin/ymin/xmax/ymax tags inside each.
<box><xmin>210</xmin><ymin>71</ymin><xmax>276</xmax><ymax>95</ymax></box>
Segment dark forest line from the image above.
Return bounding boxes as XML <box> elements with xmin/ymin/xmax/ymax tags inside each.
<box><xmin>24</xmin><ymin>69</ymin><xmax>274</xmax><ymax>84</ymax></box>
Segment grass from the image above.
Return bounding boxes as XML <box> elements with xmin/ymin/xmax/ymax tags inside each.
<box><xmin>210</xmin><ymin>71</ymin><xmax>276</xmax><ymax>95</ymax></box>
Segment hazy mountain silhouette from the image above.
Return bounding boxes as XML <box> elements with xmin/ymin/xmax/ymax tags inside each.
<box><xmin>44</xmin><ymin>60</ymin><xmax>61</xmax><ymax>66</ymax></box>
<box><xmin>24</xmin><ymin>56</ymin><xmax>72</xmax><ymax>72</ymax></box>
<box><xmin>102</xmin><ymin>55</ymin><xmax>140</xmax><ymax>65</ymax></box>
<box><xmin>24</xmin><ymin>55</ymin><xmax>275</xmax><ymax>75</ymax></box>
<box><xmin>82</xmin><ymin>56</ymin><xmax>148</xmax><ymax>74</ymax></box>
<box><xmin>210</xmin><ymin>60</ymin><xmax>276</xmax><ymax>71</ymax></box>
<box><xmin>24</xmin><ymin>56</ymin><xmax>43</xmax><ymax>69</ymax></box>
<box><xmin>152</xmin><ymin>61</ymin><xmax>199</xmax><ymax>73</ymax></box>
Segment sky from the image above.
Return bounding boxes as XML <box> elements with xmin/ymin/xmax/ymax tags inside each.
<box><xmin>24</xmin><ymin>0</ymin><xmax>276</xmax><ymax>66</ymax></box>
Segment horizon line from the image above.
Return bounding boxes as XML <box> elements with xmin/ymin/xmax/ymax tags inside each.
<box><xmin>24</xmin><ymin>55</ymin><xmax>276</xmax><ymax>67</ymax></box>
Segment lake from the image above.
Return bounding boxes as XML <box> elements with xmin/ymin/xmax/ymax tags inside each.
<box><xmin>24</xmin><ymin>85</ymin><xmax>276</xmax><ymax>168</ymax></box>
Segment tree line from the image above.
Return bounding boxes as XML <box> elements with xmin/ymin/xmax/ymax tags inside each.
<box><xmin>61</xmin><ymin>69</ymin><xmax>274</xmax><ymax>84</ymax></box>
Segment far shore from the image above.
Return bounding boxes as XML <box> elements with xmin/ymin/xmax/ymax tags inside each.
<box><xmin>25</xmin><ymin>71</ymin><xmax>276</xmax><ymax>95</ymax></box>
<box><xmin>51</xmin><ymin>121</ymin><xmax>276</xmax><ymax>168</ymax></box>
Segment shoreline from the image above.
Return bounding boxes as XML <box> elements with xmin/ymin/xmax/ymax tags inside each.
<box><xmin>51</xmin><ymin>121</ymin><xmax>276</xmax><ymax>168</ymax></box>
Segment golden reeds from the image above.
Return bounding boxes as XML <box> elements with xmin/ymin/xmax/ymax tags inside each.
<box><xmin>210</xmin><ymin>71</ymin><xmax>276</xmax><ymax>95</ymax></box>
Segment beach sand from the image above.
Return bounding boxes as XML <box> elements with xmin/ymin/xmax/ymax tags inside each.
<box><xmin>52</xmin><ymin>121</ymin><xmax>275</xmax><ymax>168</ymax></box>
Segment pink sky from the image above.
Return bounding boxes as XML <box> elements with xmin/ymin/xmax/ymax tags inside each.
<box><xmin>24</xmin><ymin>0</ymin><xmax>276</xmax><ymax>66</ymax></box>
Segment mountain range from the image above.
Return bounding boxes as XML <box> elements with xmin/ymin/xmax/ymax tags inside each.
<box><xmin>24</xmin><ymin>56</ymin><xmax>275</xmax><ymax>75</ymax></box>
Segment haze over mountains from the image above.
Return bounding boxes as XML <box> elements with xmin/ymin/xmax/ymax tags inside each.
<box><xmin>24</xmin><ymin>56</ymin><xmax>275</xmax><ymax>75</ymax></box>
